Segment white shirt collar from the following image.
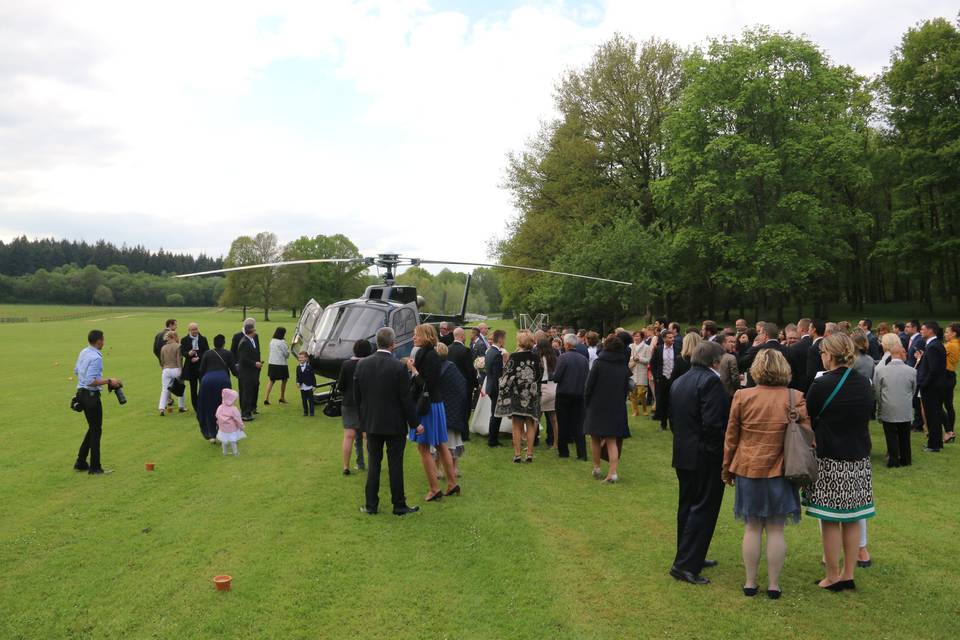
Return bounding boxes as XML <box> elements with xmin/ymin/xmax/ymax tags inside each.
<box><xmin>710</xmin><ymin>367</ymin><xmax>722</xmax><ymax>378</ymax></box>
<box><xmin>925</xmin><ymin>336</ymin><xmax>937</xmax><ymax>345</ymax></box>
<box><xmin>376</xmin><ymin>349</ymin><xmax>392</xmax><ymax>354</ymax></box>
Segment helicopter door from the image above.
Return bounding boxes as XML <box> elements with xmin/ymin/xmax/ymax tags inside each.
<box><xmin>389</xmin><ymin>306</ymin><xmax>417</xmax><ymax>358</ymax></box>
<box><xmin>292</xmin><ymin>298</ymin><xmax>323</xmax><ymax>354</ymax></box>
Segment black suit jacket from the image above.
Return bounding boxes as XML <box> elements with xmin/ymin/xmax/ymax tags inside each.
<box><xmin>484</xmin><ymin>344</ymin><xmax>504</xmax><ymax>395</ymax></box>
<box><xmin>650</xmin><ymin>342</ymin><xmax>683</xmax><ymax>381</ymax></box>
<box><xmin>787</xmin><ymin>335</ymin><xmax>811</xmax><ymax>390</ymax></box>
<box><xmin>439</xmin><ymin>333</ymin><xmax>454</xmax><ymax>346</ymax></box>
<box><xmin>179</xmin><ymin>334</ymin><xmax>209</xmax><ymax>380</ymax></box>
<box><xmin>805</xmin><ymin>337</ymin><xmax>825</xmax><ymax>391</ymax></box>
<box><xmin>743</xmin><ymin>340</ymin><xmax>790</xmax><ymax>387</ymax></box>
<box><xmin>296</xmin><ymin>362</ymin><xmax>317</xmax><ymax>389</ymax></box>
<box><xmin>670</xmin><ymin>366</ymin><xmax>730</xmax><ymax>470</ymax></box>
<box><xmin>354</xmin><ymin>351</ymin><xmax>419</xmax><ymax>436</ymax></box>
<box><xmin>236</xmin><ymin>334</ymin><xmax>261</xmax><ymax>377</ymax></box>
<box><xmin>230</xmin><ymin>331</ymin><xmax>244</xmax><ymax>358</ymax></box>
<box><xmin>448</xmin><ymin>341</ymin><xmax>477</xmax><ymax>392</ymax></box>
<box><xmin>916</xmin><ymin>338</ymin><xmax>947</xmax><ymax>391</ymax></box>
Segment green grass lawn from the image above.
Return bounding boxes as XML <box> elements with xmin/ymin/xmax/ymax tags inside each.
<box><xmin>1</xmin><ymin>306</ymin><xmax>957</xmax><ymax>639</ymax></box>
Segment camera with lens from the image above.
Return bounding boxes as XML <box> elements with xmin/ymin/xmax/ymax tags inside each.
<box><xmin>109</xmin><ymin>381</ymin><xmax>127</xmax><ymax>405</ymax></box>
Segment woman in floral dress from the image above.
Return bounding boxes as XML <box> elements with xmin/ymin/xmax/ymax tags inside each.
<box><xmin>495</xmin><ymin>330</ymin><xmax>542</xmax><ymax>463</ymax></box>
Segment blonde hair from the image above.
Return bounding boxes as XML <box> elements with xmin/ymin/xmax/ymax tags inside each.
<box><xmin>750</xmin><ymin>348</ymin><xmax>791</xmax><ymax>387</ymax></box>
<box><xmin>681</xmin><ymin>332</ymin><xmax>702</xmax><ymax>359</ymax></box>
<box><xmin>435</xmin><ymin>342</ymin><xmax>448</xmax><ymax>359</ymax></box>
<box><xmin>516</xmin><ymin>330</ymin><xmax>536</xmax><ymax>350</ymax></box>
<box><xmin>880</xmin><ymin>332</ymin><xmax>901</xmax><ymax>353</ymax></box>
<box><xmin>821</xmin><ymin>333</ymin><xmax>856</xmax><ymax>367</ymax></box>
<box><xmin>165</xmin><ymin>330</ymin><xmax>179</xmax><ymax>343</ymax></box>
<box><xmin>414</xmin><ymin>324</ymin><xmax>438</xmax><ymax>348</ymax></box>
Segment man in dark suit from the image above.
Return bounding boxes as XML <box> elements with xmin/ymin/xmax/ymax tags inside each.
<box><xmin>354</xmin><ymin>327</ymin><xmax>420</xmax><ymax>515</ymax></box>
<box><xmin>804</xmin><ymin>318</ymin><xmax>827</xmax><ymax>392</ymax></box>
<box><xmin>230</xmin><ymin>317</ymin><xmax>256</xmax><ymax>358</ymax></box>
<box><xmin>448</xmin><ymin>327</ymin><xmax>477</xmax><ymax>407</ymax></box>
<box><xmin>484</xmin><ymin>329</ymin><xmax>507</xmax><ymax>447</ymax></box>
<box><xmin>554</xmin><ymin>334</ymin><xmax>589</xmax><ymax>459</ymax></box>
<box><xmin>788</xmin><ymin>318</ymin><xmax>812</xmax><ymax>390</ymax></box>
<box><xmin>179</xmin><ymin>322</ymin><xmax>209</xmax><ymax>413</ymax></box>
<box><xmin>236</xmin><ymin>322</ymin><xmax>262</xmax><ymax>421</ymax></box>
<box><xmin>438</xmin><ymin>322</ymin><xmax>455</xmax><ymax>346</ymax></box>
<box><xmin>668</xmin><ymin>341</ymin><xmax>730</xmax><ymax>585</ymax></box>
<box><xmin>905</xmin><ymin>319</ymin><xmax>925</xmax><ymax>429</ymax></box>
<box><xmin>917</xmin><ymin>321</ymin><xmax>947</xmax><ymax>452</ymax></box>
<box><xmin>742</xmin><ymin>322</ymin><xmax>789</xmax><ymax>387</ymax></box>
<box><xmin>651</xmin><ymin>330</ymin><xmax>684</xmax><ymax>431</ymax></box>
<box><xmin>153</xmin><ymin>318</ymin><xmax>177</xmax><ymax>363</ymax></box>
<box><xmin>858</xmin><ymin>318</ymin><xmax>883</xmax><ymax>361</ymax></box>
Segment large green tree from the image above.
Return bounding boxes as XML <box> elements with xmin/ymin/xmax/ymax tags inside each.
<box><xmin>219</xmin><ymin>232</ymin><xmax>282</xmax><ymax>320</ymax></box>
<box><xmin>275</xmin><ymin>234</ymin><xmax>367</xmax><ymax>309</ymax></box>
<box><xmin>880</xmin><ymin>16</ymin><xmax>960</xmax><ymax>311</ymax></box>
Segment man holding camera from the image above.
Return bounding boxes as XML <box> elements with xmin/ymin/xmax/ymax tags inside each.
<box><xmin>73</xmin><ymin>329</ymin><xmax>122</xmax><ymax>475</ymax></box>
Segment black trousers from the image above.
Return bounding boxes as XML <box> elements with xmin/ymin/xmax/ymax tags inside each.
<box><xmin>238</xmin><ymin>372</ymin><xmax>260</xmax><ymax>416</ymax></box>
<box><xmin>556</xmin><ymin>393</ymin><xmax>587</xmax><ymax>459</ymax></box>
<box><xmin>187</xmin><ymin>376</ymin><xmax>199</xmax><ymax>412</ymax></box>
<box><xmin>674</xmin><ymin>462</ymin><xmax>724</xmax><ymax>574</ymax></box>
<box><xmin>654</xmin><ymin>376</ymin><xmax>675</xmax><ymax>428</ymax></box>
<box><xmin>921</xmin><ymin>387</ymin><xmax>945</xmax><ymax>450</ymax></box>
<box><xmin>944</xmin><ymin>371</ymin><xmax>956</xmax><ymax>433</ymax></box>
<box><xmin>365</xmin><ymin>433</ymin><xmax>407</xmax><ymax>512</ymax></box>
<box><xmin>487</xmin><ymin>389</ymin><xmax>502</xmax><ymax>446</ymax></box>
<box><xmin>882</xmin><ymin>421</ymin><xmax>912</xmax><ymax>466</ymax></box>
<box><xmin>76</xmin><ymin>389</ymin><xmax>103</xmax><ymax>470</ymax></box>
<box><xmin>301</xmin><ymin>389</ymin><xmax>315</xmax><ymax>415</ymax></box>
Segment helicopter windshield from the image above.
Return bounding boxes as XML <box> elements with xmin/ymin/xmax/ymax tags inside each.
<box><xmin>314</xmin><ymin>305</ymin><xmax>388</xmax><ymax>343</ymax></box>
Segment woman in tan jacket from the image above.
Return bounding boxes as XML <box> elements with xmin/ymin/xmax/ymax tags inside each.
<box><xmin>158</xmin><ymin>331</ymin><xmax>186</xmax><ymax>416</ymax></box>
<box><xmin>723</xmin><ymin>348</ymin><xmax>812</xmax><ymax>599</ymax></box>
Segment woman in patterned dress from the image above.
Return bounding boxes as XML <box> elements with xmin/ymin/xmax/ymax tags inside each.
<box><xmin>495</xmin><ymin>330</ymin><xmax>541</xmax><ymax>463</ymax></box>
<box><xmin>803</xmin><ymin>333</ymin><xmax>876</xmax><ymax>591</ymax></box>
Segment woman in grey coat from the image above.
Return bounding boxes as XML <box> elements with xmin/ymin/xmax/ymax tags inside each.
<box><xmin>874</xmin><ymin>344</ymin><xmax>917</xmax><ymax>467</ymax></box>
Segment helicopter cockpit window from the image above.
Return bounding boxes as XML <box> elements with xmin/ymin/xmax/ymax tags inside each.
<box><xmin>313</xmin><ymin>306</ymin><xmax>341</xmax><ymax>342</ymax></box>
<box><xmin>338</xmin><ymin>307</ymin><xmax>387</xmax><ymax>341</ymax></box>
<box><xmin>390</xmin><ymin>308</ymin><xmax>417</xmax><ymax>339</ymax></box>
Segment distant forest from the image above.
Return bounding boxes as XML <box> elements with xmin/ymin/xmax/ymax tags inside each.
<box><xmin>0</xmin><ymin>236</ymin><xmax>224</xmax><ymax>306</ymax></box>
<box><xmin>0</xmin><ymin>236</ymin><xmax>222</xmax><ymax>277</ymax></box>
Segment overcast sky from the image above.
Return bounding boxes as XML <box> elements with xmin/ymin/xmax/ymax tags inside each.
<box><xmin>1</xmin><ymin>0</ymin><xmax>954</xmax><ymax>270</ymax></box>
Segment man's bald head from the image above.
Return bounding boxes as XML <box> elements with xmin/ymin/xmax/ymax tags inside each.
<box><xmin>453</xmin><ymin>327</ymin><xmax>465</xmax><ymax>341</ymax></box>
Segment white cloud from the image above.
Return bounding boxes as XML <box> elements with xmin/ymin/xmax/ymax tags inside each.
<box><xmin>0</xmin><ymin>0</ymin><xmax>955</xmax><ymax>272</ymax></box>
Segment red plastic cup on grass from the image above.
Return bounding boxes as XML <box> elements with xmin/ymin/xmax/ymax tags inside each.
<box><xmin>214</xmin><ymin>575</ymin><xmax>232</xmax><ymax>591</ymax></box>
<box><xmin>145</xmin><ymin>462</ymin><xmax>155</xmax><ymax>471</ymax></box>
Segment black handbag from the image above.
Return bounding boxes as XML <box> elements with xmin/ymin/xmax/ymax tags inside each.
<box><xmin>416</xmin><ymin>390</ymin><xmax>431</xmax><ymax>416</ymax></box>
<box><xmin>168</xmin><ymin>377</ymin><xmax>186</xmax><ymax>397</ymax></box>
<box><xmin>322</xmin><ymin>398</ymin><xmax>342</xmax><ymax>417</ymax></box>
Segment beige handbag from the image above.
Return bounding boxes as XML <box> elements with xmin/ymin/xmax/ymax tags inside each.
<box><xmin>783</xmin><ymin>389</ymin><xmax>817</xmax><ymax>486</ymax></box>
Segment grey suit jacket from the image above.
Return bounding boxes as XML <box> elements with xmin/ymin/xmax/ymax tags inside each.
<box><xmin>874</xmin><ymin>359</ymin><xmax>917</xmax><ymax>423</ymax></box>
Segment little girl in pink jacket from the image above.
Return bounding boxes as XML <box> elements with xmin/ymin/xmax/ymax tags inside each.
<box><xmin>216</xmin><ymin>388</ymin><xmax>247</xmax><ymax>455</ymax></box>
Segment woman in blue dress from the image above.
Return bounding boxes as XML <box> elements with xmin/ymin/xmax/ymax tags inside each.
<box><xmin>406</xmin><ymin>324</ymin><xmax>460</xmax><ymax>502</ymax></box>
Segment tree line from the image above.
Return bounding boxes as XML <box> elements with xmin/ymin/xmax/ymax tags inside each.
<box><xmin>0</xmin><ymin>236</ymin><xmax>223</xmax><ymax>277</ymax></box>
<box><xmin>497</xmin><ymin>18</ymin><xmax>960</xmax><ymax>327</ymax></box>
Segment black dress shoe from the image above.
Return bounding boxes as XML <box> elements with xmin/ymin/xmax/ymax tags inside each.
<box><xmin>923</xmin><ymin>447</ymin><xmax>941</xmax><ymax>453</ymax></box>
<box><xmin>73</xmin><ymin>462</ymin><xmax>90</xmax><ymax>472</ymax></box>
<box><xmin>742</xmin><ymin>586</ymin><xmax>758</xmax><ymax>597</ymax></box>
<box><xmin>359</xmin><ymin>506</ymin><xmax>378</xmax><ymax>515</ymax></box>
<box><xmin>669</xmin><ymin>567</ymin><xmax>709</xmax><ymax>585</ymax></box>
<box><xmin>767</xmin><ymin>589</ymin><xmax>782</xmax><ymax>600</ymax></box>
<box><xmin>702</xmin><ymin>559</ymin><xmax>718</xmax><ymax>568</ymax></box>
<box><xmin>393</xmin><ymin>506</ymin><xmax>420</xmax><ymax>516</ymax></box>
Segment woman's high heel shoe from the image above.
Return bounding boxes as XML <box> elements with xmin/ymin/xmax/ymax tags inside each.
<box><xmin>742</xmin><ymin>586</ymin><xmax>758</xmax><ymax>597</ymax></box>
<box><xmin>426</xmin><ymin>491</ymin><xmax>443</xmax><ymax>502</ymax></box>
<box><xmin>513</xmin><ymin>456</ymin><xmax>522</xmax><ymax>464</ymax></box>
<box><xmin>444</xmin><ymin>484</ymin><xmax>461</xmax><ymax>497</ymax></box>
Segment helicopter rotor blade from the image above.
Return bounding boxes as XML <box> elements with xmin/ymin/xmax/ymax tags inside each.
<box><xmin>416</xmin><ymin>260</ymin><xmax>632</xmax><ymax>286</ymax></box>
<box><xmin>173</xmin><ymin>258</ymin><xmax>365</xmax><ymax>278</ymax></box>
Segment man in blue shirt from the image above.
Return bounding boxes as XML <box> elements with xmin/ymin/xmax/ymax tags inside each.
<box><xmin>74</xmin><ymin>330</ymin><xmax>121</xmax><ymax>475</ymax></box>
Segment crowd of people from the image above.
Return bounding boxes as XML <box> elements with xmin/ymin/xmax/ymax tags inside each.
<box><xmin>72</xmin><ymin>312</ymin><xmax>958</xmax><ymax>596</ymax></box>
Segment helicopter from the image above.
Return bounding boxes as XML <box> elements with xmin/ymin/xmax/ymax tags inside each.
<box><xmin>177</xmin><ymin>253</ymin><xmax>631</xmax><ymax>387</ymax></box>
